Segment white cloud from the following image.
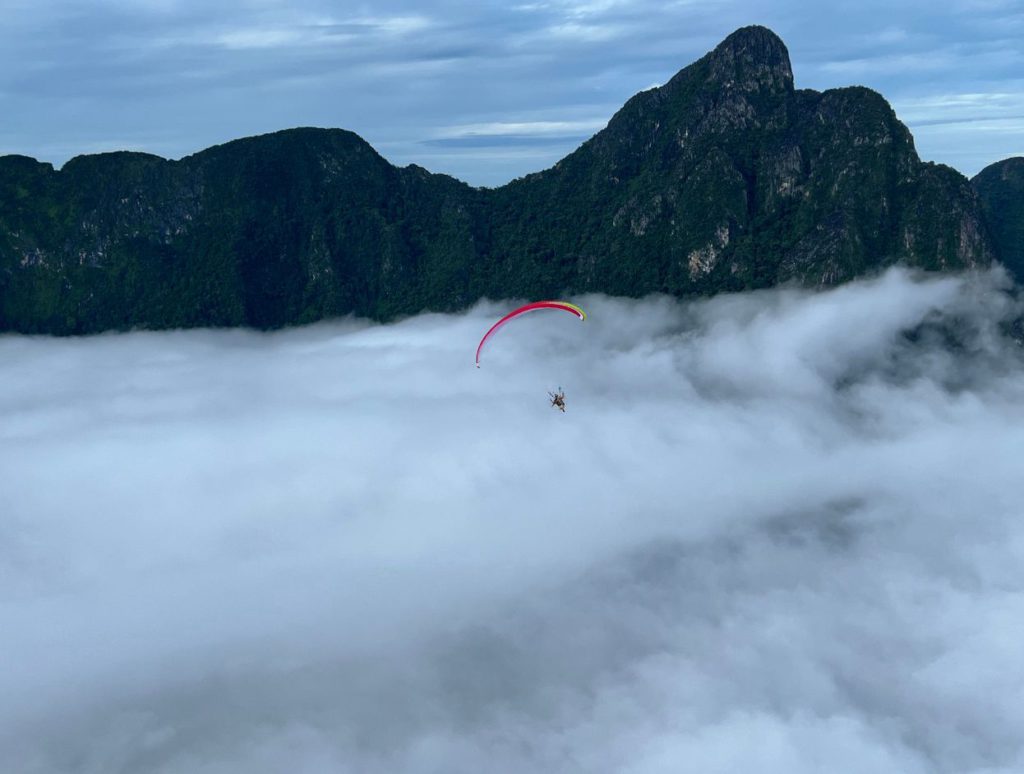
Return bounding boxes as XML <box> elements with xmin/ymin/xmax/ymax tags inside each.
<box><xmin>435</xmin><ymin>119</ymin><xmax>608</xmax><ymax>139</ymax></box>
<box><xmin>544</xmin><ymin>20</ymin><xmax>626</xmax><ymax>41</ymax></box>
<box><xmin>214</xmin><ymin>26</ymin><xmax>305</xmax><ymax>50</ymax></box>
<box><xmin>890</xmin><ymin>89</ymin><xmax>1024</xmax><ymax>173</ymax></box>
<box><xmin>952</xmin><ymin>0</ymin><xmax>1018</xmax><ymax>10</ymax></box>
<box><xmin>199</xmin><ymin>14</ymin><xmax>433</xmax><ymax>50</ymax></box>
<box><xmin>819</xmin><ymin>52</ymin><xmax>956</xmax><ymax>76</ymax></box>
<box><xmin>512</xmin><ymin>0</ymin><xmax>633</xmax><ymax>18</ymax></box>
<box><xmin>871</xmin><ymin>26</ymin><xmax>911</xmax><ymax>44</ymax></box>
<box><xmin>893</xmin><ymin>90</ymin><xmax>1024</xmax><ymax>124</ymax></box>
<box><xmin>2</xmin><ymin>268</ymin><xmax>1024</xmax><ymax>771</ymax></box>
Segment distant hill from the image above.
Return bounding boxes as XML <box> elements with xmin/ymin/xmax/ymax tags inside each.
<box><xmin>0</xmin><ymin>25</ymin><xmax>1011</xmax><ymax>335</ymax></box>
<box><xmin>973</xmin><ymin>157</ymin><xmax>1024</xmax><ymax>284</ymax></box>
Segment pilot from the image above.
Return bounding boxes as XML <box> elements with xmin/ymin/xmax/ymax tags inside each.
<box><xmin>549</xmin><ymin>389</ymin><xmax>566</xmax><ymax>412</ymax></box>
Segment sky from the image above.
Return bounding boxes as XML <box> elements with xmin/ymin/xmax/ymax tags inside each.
<box><xmin>2</xmin><ymin>267</ymin><xmax>1024</xmax><ymax>772</ymax></box>
<box><xmin>0</xmin><ymin>0</ymin><xmax>1022</xmax><ymax>186</ymax></box>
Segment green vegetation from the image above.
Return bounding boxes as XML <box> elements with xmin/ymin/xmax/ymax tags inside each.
<box><xmin>973</xmin><ymin>158</ymin><xmax>1024</xmax><ymax>282</ymax></box>
<box><xmin>0</xmin><ymin>26</ymin><xmax>1015</xmax><ymax>335</ymax></box>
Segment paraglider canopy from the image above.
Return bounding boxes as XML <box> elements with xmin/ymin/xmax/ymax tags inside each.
<box><xmin>475</xmin><ymin>301</ymin><xmax>586</xmax><ymax>367</ymax></box>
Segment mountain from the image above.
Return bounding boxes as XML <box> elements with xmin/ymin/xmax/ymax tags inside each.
<box><xmin>0</xmin><ymin>131</ymin><xmax>486</xmax><ymax>332</ymax></box>
<box><xmin>973</xmin><ymin>157</ymin><xmax>1024</xmax><ymax>284</ymax></box>
<box><xmin>0</xmin><ymin>26</ymin><xmax>1008</xmax><ymax>335</ymax></box>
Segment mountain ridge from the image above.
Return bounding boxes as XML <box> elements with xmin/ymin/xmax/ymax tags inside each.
<box><xmin>0</xmin><ymin>25</ymin><xmax>1019</xmax><ymax>334</ymax></box>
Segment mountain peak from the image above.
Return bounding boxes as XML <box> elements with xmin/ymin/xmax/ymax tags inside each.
<box><xmin>706</xmin><ymin>25</ymin><xmax>793</xmax><ymax>94</ymax></box>
<box><xmin>0</xmin><ymin>26</ymin><xmax>1007</xmax><ymax>334</ymax></box>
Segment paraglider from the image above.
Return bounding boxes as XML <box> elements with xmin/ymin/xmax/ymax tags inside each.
<box><xmin>549</xmin><ymin>388</ymin><xmax>566</xmax><ymax>412</ymax></box>
<box><xmin>474</xmin><ymin>300</ymin><xmax>586</xmax><ymax>367</ymax></box>
<box><xmin>475</xmin><ymin>300</ymin><xmax>586</xmax><ymax>412</ymax></box>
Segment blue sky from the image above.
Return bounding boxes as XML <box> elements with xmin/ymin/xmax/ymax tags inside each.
<box><xmin>1</xmin><ymin>0</ymin><xmax>1021</xmax><ymax>186</ymax></box>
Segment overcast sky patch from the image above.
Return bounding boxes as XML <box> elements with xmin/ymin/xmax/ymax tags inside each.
<box><xmin>1</xmin><ymin>0</ymin><xmax>1022</xmax><ymax>183</ymax></box>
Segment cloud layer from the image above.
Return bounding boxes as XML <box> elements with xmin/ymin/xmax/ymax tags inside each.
<box><xmin>2</xmin><ymin>268</ymin><xmax>1024</xmax><ymax>773</ymax></box>
<box><xmin>1</xmin><ymin>1</ymin><xmax>1021</xmax><ymax>184</ymax></box>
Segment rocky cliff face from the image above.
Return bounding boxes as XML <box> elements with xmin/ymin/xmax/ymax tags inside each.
<box><xmin>973</xmin><ymin>157</ymin><xmax>1024</xmax><ymax>282</ymax></box>
<box><xmin>487</xmin><ymin>27</ymin><xmax>995</xmax><ymax>301</ymax></box>
<box><xmin>0</xmin><ymin>26</ymin><xmax>1005</xmax><ymax>335</ymax></box>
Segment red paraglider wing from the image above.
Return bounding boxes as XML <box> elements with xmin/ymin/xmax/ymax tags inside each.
<box><xmin>475</xmin><ymin>301</ymin><xmax>586</xmax><ymax>366</ymax></box>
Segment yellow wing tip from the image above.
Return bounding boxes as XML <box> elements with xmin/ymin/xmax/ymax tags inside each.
<box><xmin>561</xmin><ymin>301</ymin><xmax>586</xmax><ymax>320</ymax></box>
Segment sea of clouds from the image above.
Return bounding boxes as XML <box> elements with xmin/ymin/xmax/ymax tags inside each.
<box><xmin>2</xmin><ymin>267</ymin><xmax>1023</xmax><ymax>773</ymax></box>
